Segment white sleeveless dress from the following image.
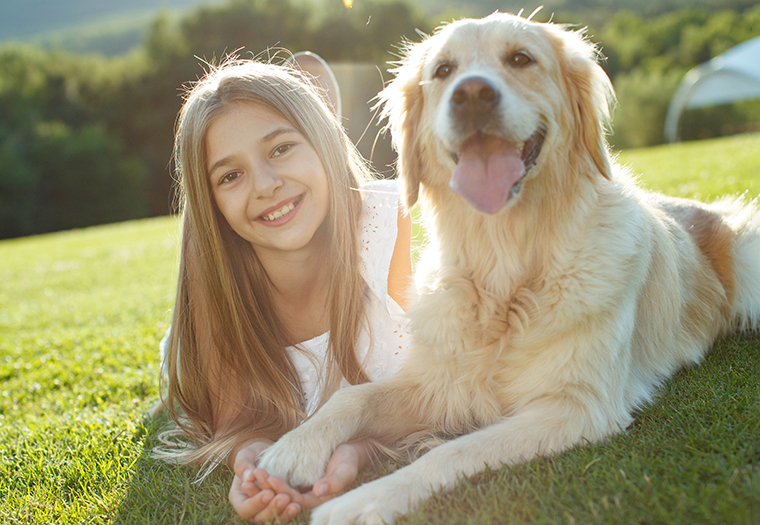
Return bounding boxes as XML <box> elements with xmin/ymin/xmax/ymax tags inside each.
<box><xmin>287</xmin><ymin>179</ymin><xmax>410</xmax><ymax>415</ymax></box>
<box><xmin>160</xmin><ymin>179</ymin><xmax>411</xmax><ymax>416</ymax></box>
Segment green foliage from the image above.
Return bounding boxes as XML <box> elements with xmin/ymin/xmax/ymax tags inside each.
<box><xmin>0</xmin><ymin>0</ymin><xmax>759</xmax><ymax>237</ymax></box>
<box><xmin>0</xmin><ymin>0</ymin><xmax>432</xmax><ymax>239</ymax></box>
<box><xmin>180</xmin><ymin>0</ymin><xmax>314</xmax><ymax>61</ymax></box>
<box><xmin>1</xmin><ymin>135</ymin><xmax>758</xmax><ymax>523</ymax></box>
<box><xmin>594</xmin><ymin>5</ymin><xmax>760</xmax><ymax>148</ymax></box>
<box><xmin>679</xmin><ymin>100</ymin><xmax>760</xmax><ymax>142</ymax></box>
<box><xmin>0</xmin><ymin>46</ymin><xmax>148</xmax><ymax>239</ymax></box>
<box><xmin>608</xmin><ymin>67</ymin><xmax>685</xmax><ymax>148</ymax></box>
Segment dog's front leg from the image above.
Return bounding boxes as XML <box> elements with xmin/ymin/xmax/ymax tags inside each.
<box><xmin>258</xmin><ymin>377</ymin><xmax>416</xmax><ymax>488</ymax></box>
<box><xmin>310</xmin><ymin>397</ymin><xmax>612</xmax><ymax>525</ymax></box>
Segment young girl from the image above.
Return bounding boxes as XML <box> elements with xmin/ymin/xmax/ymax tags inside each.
<box><xmin>154</xmin><ymin>57</ymin><xmax>412</xmax><ymax>523</ymax></box>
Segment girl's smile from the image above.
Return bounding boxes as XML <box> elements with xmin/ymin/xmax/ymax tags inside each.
<box><xmin>205</xmin><ymin>102</ymin><xmax>330</xmax><ymax>256</ymax></box>
<box><xmin>256</xmin><ymin>194</ymin><xmax>305</xmax><ymax>225</ymax></box>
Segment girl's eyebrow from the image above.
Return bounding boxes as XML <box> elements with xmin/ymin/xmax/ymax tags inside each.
<box><xmin>208</xmin><ymin>155</ymin><xmax>236</xmax><ymax>177</ymax></box>
<box><xmin>262</xmin><ymin>126</ymin><xmax>299</xmax><ymax>142</ymax></box>
<box><xmin>207</xmin><ymin>127</ymin><xmax>300</xmax><ymax>176</ymax></box>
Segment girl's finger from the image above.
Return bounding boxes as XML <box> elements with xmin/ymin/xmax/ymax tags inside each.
<box><xmin>314</xmin><ymin>451</ymin><xmax>359</xmax><ymax>496</ymax></box>
<box><xmin>253</xmin><ymin>493</ymin><xmax>296</xmax><ymax>523</ymax></box>
<box><xmin>230</xmin><ymin>473</ymin><xmax>258</xmax><ymax>500</ymax></box>
<box><xmin>229</xmin><ymin>487</ymin><xmax>275</xmax><ymax>521</ymax></box>
<box><xmin>240</xmin><ymin>478</ymin><xmax>259</xmax><ymax>498</ymax></box>
<box><xmin>265</xmin><ymin>475</ymin><xmax>328</xmax><ymax>509</ymax></box>
<box><xmin>275</xmin><ymin>502</ymin><xmax>303</xmax><ymax>523</ymax></box>
<box><xmin>253</xmin><ymin>468</ymin><xmax>273</xmax><ymax>491</ymax></box>
<box><xmin>266</xmin><ymin>475</ymin><xmax>304</xmax><ymax>499</ymax></box>
<box><xmin>313</xmin><ymin>469</ymin><xmax>354</xmax><ymax>498</ymax></box>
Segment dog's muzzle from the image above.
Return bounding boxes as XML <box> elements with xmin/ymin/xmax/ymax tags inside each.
<box><xmin>446</xmin><ymin>77</ymin><xmax>546</xmax><ymax>214</ymax></box>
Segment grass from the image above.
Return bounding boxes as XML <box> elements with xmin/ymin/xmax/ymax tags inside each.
<box><xmin>1</xmin><ymin>132</ymin><xmax>759</xmax><ymax>524</ymax></box>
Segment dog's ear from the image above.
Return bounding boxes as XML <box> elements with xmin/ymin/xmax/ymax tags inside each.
<box><xmin>377</xmin><ymin>38</ymin><xmax>429</xmax><ymax>209</ymax></box>
<box><xmin>554</xmin><ymin>27</ymin><xmax>615</xmax><ymax>180</ymax></box>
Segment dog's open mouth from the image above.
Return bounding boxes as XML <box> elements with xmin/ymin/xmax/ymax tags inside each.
<box><xmin>449</xmin><ymin>126</ymin><xmax>546</xmax><ymax>214</ymax></box>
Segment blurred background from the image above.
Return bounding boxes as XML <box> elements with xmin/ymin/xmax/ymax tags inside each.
<box><xmin>0</xmin><ymin>0</ymin><xmax>758</xmax><ymax>239</ymax></box>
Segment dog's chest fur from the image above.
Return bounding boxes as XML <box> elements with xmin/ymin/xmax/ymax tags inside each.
<box><xmin>403</xmin><ymin>183</ymin><xmax>655</xmax><ymax>433</ymax></box>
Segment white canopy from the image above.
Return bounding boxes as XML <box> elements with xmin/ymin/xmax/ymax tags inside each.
<box><xmin>664</xmin><ymin>35</ymin><xmax>760</xmax><ymax>142</ymax></box>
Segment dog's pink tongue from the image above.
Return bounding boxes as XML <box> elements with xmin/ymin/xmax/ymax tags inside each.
<box><xmin>450</xmin><ymin>138</ymin><xmax>525</xmax><ymax>214</ymax></box>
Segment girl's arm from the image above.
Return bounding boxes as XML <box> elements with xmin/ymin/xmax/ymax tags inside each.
<box><xmin>387</xmin><ymin>208</ymin><xmax>413</xmax><ymax>311</ymax></box>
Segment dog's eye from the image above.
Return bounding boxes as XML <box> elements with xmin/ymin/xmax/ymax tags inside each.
<box><xmin>433</xmin><ymin>63</ymin><xmax>454</xmax><ymax>79</ymax></box>
<box><xmin>509</xmin><ymin>51</ymin><xmax>534</xmax><ymax>67</ymax></box>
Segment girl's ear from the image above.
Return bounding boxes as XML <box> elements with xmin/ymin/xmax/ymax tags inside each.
<box><xmin>378</xmin><ymin>39</ymin><xmax>429</xmax><ymax>209</ymax></box>
<box><xmin>554</xmin><ymin>26</ymin><xmax>615</xmax><ymax>180</ymax></box>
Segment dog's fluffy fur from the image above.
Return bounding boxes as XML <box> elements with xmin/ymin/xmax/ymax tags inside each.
<box><xmin>259</xmin><ymin>12</ymin><xmax>760</xmax><ymax>524</ymax></box>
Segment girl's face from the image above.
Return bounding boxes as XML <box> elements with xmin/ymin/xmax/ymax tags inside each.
<box><xmin>205</xmin><ymin>101</ymin><xmax>331</xmax><ymax>258</ymax></box>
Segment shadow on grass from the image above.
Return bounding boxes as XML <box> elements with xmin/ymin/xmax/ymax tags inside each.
<box><xmin>401</xmin><ymin>333</ymin><xmax>760</xmax><ymax>525</ymax></box>
<box><xmin>111</xmin><ymin>410</ymin><xmax>403</xmax><ymax>524</ymax></box>
<box><xmin>112</xmin><ymin>411</ymin><xmax>247</xmax><ymax>525</ymax></box>
<box><xmin>112</xmin><ymin>333</ymin><xmax>760</xmax><ymax>524</ymax></box>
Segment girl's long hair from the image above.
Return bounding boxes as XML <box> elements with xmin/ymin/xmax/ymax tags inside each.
<box><xmin>154</xmin><ymin>59</ymin><xmax>373</xmax><ymax>476</ymax></box>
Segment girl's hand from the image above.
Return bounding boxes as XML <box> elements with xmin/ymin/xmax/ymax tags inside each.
<box><xmin>262</xmin><ymin>441</ymin><xmax>369</xmax><ymax>509</ymax></box>
<box><xmin>228</xmin><ymin>440</ymin><xmax>370</xmax><ymax>521</ymax></box>
<box><xmin>311</xmin><ymin>441</ymin><xmax>364</xmax><ymax>501</ymax></box>
<box><xmin>228</xmin><ymin>439</ymin><xmax>301</xmax><ymax>523</ymax></box>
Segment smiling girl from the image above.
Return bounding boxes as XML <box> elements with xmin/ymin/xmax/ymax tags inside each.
<box><xmin>153</xmin><ymin>58</ymin><xmax>412</xmax><ymax>522</ymax></box>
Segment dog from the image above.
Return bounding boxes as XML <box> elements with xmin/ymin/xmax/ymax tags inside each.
<box><xmin>259</xmin><ymin>12</ymin><xmax>760</xmax><ymax>524</ymax></box>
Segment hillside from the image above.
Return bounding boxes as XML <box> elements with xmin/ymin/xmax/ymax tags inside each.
<box><xmin>0</xmin><ymin>0</ymin><xmax>225</xmax><ymax>55</ymax></box>
<box><xmin>0</xmin><ymin>0</ymin><xmax>220</xmax><ymax>40</ymax></box>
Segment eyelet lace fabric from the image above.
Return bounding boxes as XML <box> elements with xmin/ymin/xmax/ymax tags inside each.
<box><xmin>288</xmin><ymin>179</ymin><xmax>411</xmax><ymax>416</ymax></box>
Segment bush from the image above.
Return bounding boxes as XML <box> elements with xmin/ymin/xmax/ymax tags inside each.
<box><xmin>609</xmin><ymin>67</ymin><xmax>684</xmax><ymax>149</ymax></box>
<box><xmin>0</xmin><ymin>121</ymin><xmax>147</xmax><ymax>239</ymax></box>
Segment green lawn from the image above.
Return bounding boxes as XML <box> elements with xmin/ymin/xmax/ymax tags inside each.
<box><xmin>1</xmin><ymin>133</ymin><xmax>759</xmax><ymax>524</ymax></box>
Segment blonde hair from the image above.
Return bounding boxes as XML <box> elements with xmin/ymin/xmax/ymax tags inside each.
<box><xmin>154</xmin><ymin>58</ymin><xmax>373</xmax><ymax>475</ymax></box>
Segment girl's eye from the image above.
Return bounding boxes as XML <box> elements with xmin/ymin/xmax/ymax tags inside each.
<box><xmin>220</xmin><ymin>171</ymin><xmax>241</xmax><ymax>184</ymax></box>
<box><xmin>273</xmin><ymin>143</ymin><xmax>294</xmax><ymax>157</ymax></box>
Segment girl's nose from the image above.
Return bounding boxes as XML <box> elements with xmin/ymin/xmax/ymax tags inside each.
<box><xmin>250</xmin><ymin>166</ymin><xmax>283</xmax><ymax>199</ymax></box>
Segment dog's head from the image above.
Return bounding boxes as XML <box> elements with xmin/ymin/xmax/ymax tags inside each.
<box><xmin>379</xmin><ymin>12</ymin><xmax>614</xmax><ymax>213</ymax></box>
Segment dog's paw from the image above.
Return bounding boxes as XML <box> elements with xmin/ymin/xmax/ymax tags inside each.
<box><xmin>257</xmin><ymin>429</ymin><xmax>334</xmax><ymax>488</ymax></box>
<box><xmin>309</xmin><ymin>479</ymin><xmax>408</xmax><ymax>525</ymax></box>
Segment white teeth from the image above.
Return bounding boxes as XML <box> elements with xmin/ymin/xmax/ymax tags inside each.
<box><xmin>262</xmin><ymin>201</ymin><xmax>296</xmax><ymax>221</ymax></box>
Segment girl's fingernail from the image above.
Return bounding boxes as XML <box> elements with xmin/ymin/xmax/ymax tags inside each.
<box><xmin>243</xmin><ymin>469</ymin><xmax>253</xmax><ymax>481</ymax></box>
<box><xmin>314</xmin><ymin>482</ymin><xmax>327</xmax><ymax>496</ymax></box>
<box><xmin>261</xmin><ymin>491</ymin><xmax>273</xmax><ymax>503</ymax></box>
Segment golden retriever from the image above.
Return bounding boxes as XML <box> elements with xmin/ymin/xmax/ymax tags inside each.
<box><xmin>259</xmin><ymin>12</ymin><xmax>760</xmax><ymax>524</ymax></box>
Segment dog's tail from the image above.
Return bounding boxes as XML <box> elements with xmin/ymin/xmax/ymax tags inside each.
<box><xmin>723</xmin><ymin>195</ymin><xmax>760</xmax><ymax>332</ymax></box>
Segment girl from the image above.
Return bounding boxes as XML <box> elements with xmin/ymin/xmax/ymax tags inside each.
<box><xmin>154</xmin><ymin>57</ymin><xmax>412</xmax><ymax>523</ymax></box>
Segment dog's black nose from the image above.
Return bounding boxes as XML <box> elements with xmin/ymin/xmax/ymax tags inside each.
<box><xmin>451</xmin><ymin>77</ymin><xmax>500</xmax><ymax>117</ymax></box>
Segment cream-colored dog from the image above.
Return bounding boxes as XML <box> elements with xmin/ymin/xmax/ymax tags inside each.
<box><xmin>259</xmin><ymin>12</ymin><xmax>760</xmax><ymax>524</ymax></box>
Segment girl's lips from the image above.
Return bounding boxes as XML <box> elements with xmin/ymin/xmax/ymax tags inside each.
<box><xmin>255</xmin><ymin>194</ymin><xmax>304</xmax><ymax>226</ymax></box>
